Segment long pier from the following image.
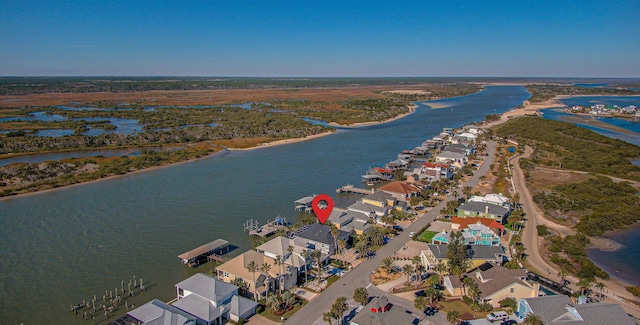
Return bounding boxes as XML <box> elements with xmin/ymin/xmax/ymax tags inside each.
<box><xmin>248</xmin><ymin>218</ymin><xmax>288</xmax><ymax>237</ymax></box>
<box><xmin>336</xmin><ymin>184</ymin><xmax>374</xmax><ymax>195</ymax></box>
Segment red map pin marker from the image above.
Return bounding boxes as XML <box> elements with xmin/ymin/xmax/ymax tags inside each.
<box><xmin>312</xmin><ymin>194</ymin><xmax>334</xmax><ymax>224</ymax></box>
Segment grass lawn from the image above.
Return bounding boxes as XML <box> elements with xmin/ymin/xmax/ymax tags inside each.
<box><xmin>257</xmin><ymin>299</ymin><xmax>308</xmax><ymax>323</ymax></box>
<box><xmin>415</xmin><ymin>230</ymin><xmax>438</xmax><ymax>243</ymax></box>
<box><xmin>439</xmin><ymin>300</ymin><xmax>495</xmax><ymax>320</ymax></box>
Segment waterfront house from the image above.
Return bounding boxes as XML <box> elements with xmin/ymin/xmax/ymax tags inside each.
<box><xmin>327</xmin><ymin>207</ymin><xmax>371</xmax><ymax>235</ymax></box>
<box><xmin>124</xmin><ymin>299</ymin><xmax>197</xmax><ymax>325</ymax></box>
<box><xmin>436</xmin><ymin>150</ymin><xmax>468</xmax><ymax>167</ymax></box>
<box><xmin>385</xmin><ymin>158</ymin><xmax>409</xmax><ymax>171</ymax></box>
<box><xmin>290</xmin><ymin>223</ymin><xmax>349</xmax><ymax>257</ymax></box>
<box><xmin>256</xmin><ymin>236</ymin><xmax>310</xmax><ymax>291</ymax></box>
<box><xmin>420</xmin><ymin>244</ymin><xmax>504</xmax><ymax>271</ymax></box>
<box><xmin>362</xmin><ymin>191</ymin><xmax>396</xmax><ymax>208</ymax></box>
<box><xmin>421</xmin><ymin>162</ymin><xmax>454</xmax><ymax>180</ymax></box>
<box><xmin>216</xmin><ymin>250</ymin><xmax>277</xmax><ymax>300</ymax></box>
<box><xmin>432</xmin><ymin>223</ymin><xmax>501</xmax><ymax>246</ymax></box>
<box><xmin>517</xmin><ymin>295</ymin><xmax>635</xmax><ymax>324</ymax></box>
<box><xmin>444</xmin><ymin>263</ymin><xmax>539</xmax><ymax>306</ymax></box>
<box><xmin>378</xmin><ymin>181</ymin><xmax>421</xmax><ymax>200</ymax></box>
<box><xmin>468</xmin><ymin>193</ymin><xmax>511</xmax><ymax>208</ymax></box>
<box><xmin>174</xmin><ymin>273</ymin><xmax>258</xmax><ymax>324</ymax></box>
<box><xmin>456</xmin><ymin>201</ymin><xmax>510</xmax><ymax>224</ymax></box>
<box><xmin>443</xmin><ymin>143</ymin><xmax>475</xmax><ymax>155</ymax></box>
<box><xmin>349</xmin><ymin>296</ymin><xmax>418</xmax><ymax>325</ymax></box>
<box><xmin>451</xmin><ymin>216</ymin><xmax>505</xmax><ymax>235</ymax></box>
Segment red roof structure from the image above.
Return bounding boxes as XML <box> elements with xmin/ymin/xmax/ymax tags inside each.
<box><xmin>451</xmin><ymin>216</ymin><xmax>505</xmax><ymax>232</ymax></box>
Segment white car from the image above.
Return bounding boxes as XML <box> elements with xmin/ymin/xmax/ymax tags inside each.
<box><xmin>409</xmin><ymin>232</ymin><xmax>415</xmax><ymax>237</ymax></box>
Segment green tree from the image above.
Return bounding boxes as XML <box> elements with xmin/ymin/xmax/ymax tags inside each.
<box><xmin>522</xmin><ymin>313</ymin><xmax>544</xmax><ymax>325</ymax></box>
<box><xmin>382</xmin><ymin>257</ymin><xmax>394</xmax><ymax>274</ymax></box>
<box><xmin>261</xmin><ymin>262</ymin><xmax>272</xmax><ymax>301</ymax></box>
<box><xmin>447</xmin><ymin>310</ymin><xmax>461</xmax><ymax>325</ymax></box>
<box><xmin>322</xmin><ymin>310</ymin><xmax>335</xmax><ymax>325</ymax></box>
<box><xmin>331</xmin><ymin>296</ymin><xmax>347</xmax><ymax>324</ymax></box>
<box><xmin>330</xmin><ymin>224</ymin><xmax>341</xmax><ymax>258</ymax></box>
<box><xmin>402</xmin><ymin>264</ymin><xmax>414</xmax><ymax>285</ymax></box>
<box><xmin>353</xmin><ymin>287</ymin><xmax>368</xmax><ymax>306</ymax></box>
<box><xmin>246</xmin><ymin>261</ymin><xmax>258</xmax><ymax>301</ymax></box>
<box><xmin>424</xmin><ymin>286</ymin><xmax>442</xmax><ymax>304</ymax></box>
<box><xmin>310</xmin><ymin>250</ymin><xmax>323</xmax><ymax>280</ymax></box>
<box><xmin>446</xmin><ymin>231</ymin><xmax>470</xmax><ymax>275</ymax></box>
<box><xmin>499</xmin><ymin>297</ymin><xmax>517</xmax><ymax>313</ymax></box>
<box><xmin>414</xmin><ymin>296</ymin><xmax>428</xmax><ymax>312</ymax></box>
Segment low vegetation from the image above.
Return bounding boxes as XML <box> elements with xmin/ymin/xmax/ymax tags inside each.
<box><xmin>525</xmin><ymin>84</ymin><xmax>639</xmax><ymax>103</ymax></box>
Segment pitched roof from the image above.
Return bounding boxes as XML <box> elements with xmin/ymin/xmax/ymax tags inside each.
<box><xmin>520</xmin><ymin>295</ymin><xmax>635</xmax><ymax>325</ymax></box>
<box><xmin>457</xmin><ymin>202</ymin><xmax>509</xmax><ymax>216</ymax></box>
<box><xmin>422</xmin><ymin>162</ymin><xmax>450</xmax><ymax>169</ymax></box>
<box><xmin>128</xmin><ymin>299</ymin><xmax>196</xmax><ymax>325</ymax></box>
<box><xmin>216</xmin><ymin>250</ymin><xmax>277</xmax><ymax>280</ymax></box>
<box><xmin>348</xmin><ymin>201</ymin><xmax>388</xmax><ymax>216</ymax></box>
<box><xmin>426</xmin><ymin>244</ymin><xmax>504</xmax><ymax>260</ymax></box>
<box><xmin>175</xmin><ymin>273</ymin><xmax>237</xmax><ymax>304</ymax></box>
<box><xmin>451</xmin><ymin>217</ymin><xmax>504</xmax><ymax>232</ymax></box>
<box><xmin>378</xmin><ymin>182</ymin><xmax>420</xmax><ymax>195</ymax></box>
<box><xmin>291</xmin><ymin>223</ymin><xmax>349</xmax><ymax>246</ymax></box>
<box><xmin>228</xmin><ymin>295</ymin><xmax>258</xmax><ymax>319</ymax></box>
<box><xmin>363</xmin><ymin>191</ymin><xmax>395</xmax><ymax>203</ymax></box>
<box><xmin>350</xmin><ymin>296</ymin><xmax>417</xmax><ymax>325</ymax></box>
<box><xmin>465</xmin><ymin>263</ymin><xmax>531</xmax><ymax>299</ymax></box>
<box><xmin>172</xmin><ymin>293</ymin><xmax>226</xmax><ymax>322</ymax></box>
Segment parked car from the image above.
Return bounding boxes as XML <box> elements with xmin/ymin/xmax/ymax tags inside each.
<box><xmin>409</xmin><ymin>232</ymin><xmax>416</xmax><ymax>237</ymax></box>
<box><xmin>414</xmin><ymin>290</ymin><xmax>426</xmax><ymax>297</ymax></box>
<box><xmin>486</xmin><ymin>311</ymin><xmax>509</xmax><ymax>322</ymax></box>
<box><xmin>500</xmin><ymin>320</ymin><xmax>517</xmax><ymax>325</ymax></box>
<box><xmin>393</xmin><ymin>225</ymin><xmax>404</xmax><ymax>231</ymax></box>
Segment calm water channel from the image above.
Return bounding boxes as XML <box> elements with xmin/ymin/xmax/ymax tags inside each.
<box><xmin>0</xmin><ymin>86</ymin><xmax>531</xmax><ymax>324</ymax></box>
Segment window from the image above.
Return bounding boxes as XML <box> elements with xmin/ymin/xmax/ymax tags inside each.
<box><xmin>510</xmin><ymin>287</ymin><xmax>515</xmax><ymax>293</ymax></box>
<box><xmin>178</xmin><ymin>288</ymin><xmax>184</xmax><ymax>297</ymax></box>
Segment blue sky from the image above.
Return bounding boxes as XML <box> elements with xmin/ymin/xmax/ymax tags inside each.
<box><xmin>1</xmin><ymin>0</ymin><xmax>638</xmax><ymax>77</ymax></box>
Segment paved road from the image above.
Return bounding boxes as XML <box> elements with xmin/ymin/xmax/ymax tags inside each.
<box><xmin>285</xmin><ymin>141</ymin><xmax>497</xmax><ymax>324</ymax></box>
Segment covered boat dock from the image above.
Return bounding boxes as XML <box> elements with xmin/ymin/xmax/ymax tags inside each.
<box><xmin>178</xmin><ymin>238</ymin><xmax>229</xmax><ymax>267</ymax></box>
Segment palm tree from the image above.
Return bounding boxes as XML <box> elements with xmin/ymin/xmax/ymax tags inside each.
<box><xmin>514</xmin><ymin>244</ymin><xmax>526</xmax><ymax>264</ymax></box>
<box><xmin>331</xmin><ymin>297</ymin><xmax>347</xmax><ymax>324</ymax></box>
<box><xmin>322</xmin><ymin>311</ymin><xmax>335</xmax><ymax>325</ymax></box>
<box><xmin>266</xmin><ymin>294</ymin><xmax>280</xmax><ymax>312</ymax></box>
<box><xmin>310</xmin><ymin>250</ymin><xmax>323</xmax><ymax>281</ymax></box>
<box><xmin>246</xmin><ymin>261</ymin><xmax>258</xmax><ymax>301</ymax></box>
<box><xmin>578</xmin><ymin>276</ymin><xmax>594</xmax><ymax>296</ymax></box>
<box><xmin>433</xmin><ymin>262</ymin><xmax>447</xmax><ymax>277</ymax></box>
<box><xmin>261</xmin><ymin>262</ymin><xmax>272</xmax><ymax>301</ymax></box>
<box><xmin>425</xmin><ymin>286</ymin><xmax>443</xmax><ymax>304</ymax></box>
<box><xmin>447</xmin><ymin>310</ymin><xmax>461</xmax><ymax>325</ymax></box>
<box><xmin>522</xmin><ymin>313</ymin><xmax>544</xmax><ymax>325</ymax></box>
<box><xmin>337</xmin><ymin>239</ymin><xmax>347</xmax><ymax>266</ymax></box>
<box><xmin>282</xmin><ymin>290</ymin><xmax>295</xmax><ymax>309</ymax></box>
<box><xmin>353</xmin><ymin>287</ymin><xmax>368</xmax><ymax>306</ymax></box>
<box><xmin>382</xmin><ymin>257</ymin><xmax>394</xmax><ymax>274</ymax></box>
<box><xmin>274</xmin><ymin>255</ymin><xmax>283</xmax><ymax>295</ymax></box>
<box><xmin>414</xmin><ymin>296</ymin><xmax>428</xmax><ymax>312</ymax></box>
<box><xmin>330</xmin><ymin>224</ymin><xmax>340</xmax><ymax>257</ymax></box>
<box><xmin>302</xmin><ymin>249</ymin><xmax>311</xmax><ymax>285</ymax></box>
<box><xmin>367</xmin><ymin>227</ymin><xmax>385</xmax><ymax>246</ymax></box>
<box><xmin>462</xmin><ymin>277</ymin><xmax>475</xmax><ymax>298</ymax></box>
<box><xmin>402</xmin><ymin>264</ymin><xmax>414</xmax><ymax>286</ymax></box>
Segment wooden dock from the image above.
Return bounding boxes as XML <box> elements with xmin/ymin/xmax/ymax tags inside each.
<box><xmin>336</xmin><ymin>184</ymin><xmax>375</xmax><ymax>195</ymax></box>
<box><xmin>248</xmin><ymin>218</ymin><xmax>288</xmax><ymax>237</ymax></box>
